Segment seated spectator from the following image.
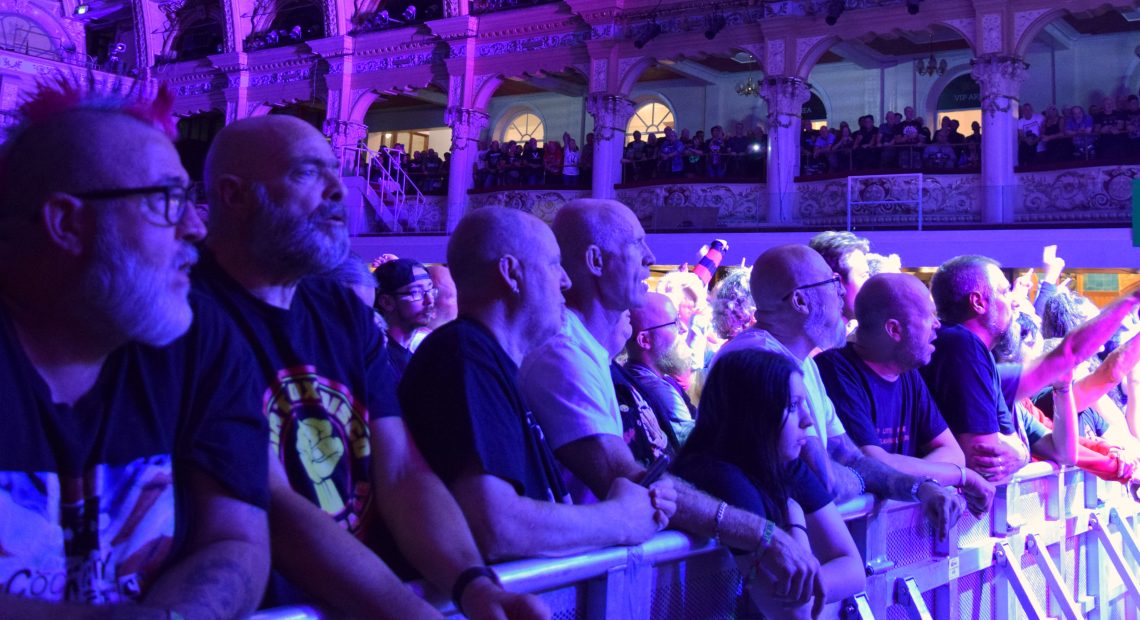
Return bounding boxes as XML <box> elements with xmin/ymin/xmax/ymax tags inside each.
<box><xmin>713</xmin><ymin>245</ymin><xmax>960</xmax><ymax>537</ymax></box>
<box><xmin>658</xmin><ymin>127</ymin><xmax>685</xmax><ymax>177</ymax></box>
<box><xmin>200</xmin><ymin>116</ymin><xmax>545</xmax><ymax>618</ymax></box>
<box><xmin>809</xmin><ymin>231</ymin><xmax>871</xmax><ymax>333</ymax></box>
<box><xmin>1066</xmin><ymin>105</ymin><xmax>1096</xmax><ymax>159</ymax></box>
<box><xmin>895</xmin><ymin>124</ymin><xmax>923</xmax><ymax>169</ymax></box>
<box><xmin>921</xmin><ymin>255</ymin><xmax>1140</xmax><ymax>484</ymax></box>
<box><xmin>1040</xmin><ymin>105</ymin><xmax>1067</xmax><ymax>162</ymax></box>
<box><xmin>400</xmin><ymin>206</ymin><xmax>673</xmax><ymax>562</ymax></box>
<box><xmin>924</xmin><ymin>129</ymin><xmax>957</xmax><ymax>169</ymax></box>
<box><xmin>674</xmin><ymin>348</ymin><xmax>864</xmax><ymax>618</ymax></box>
<box><xmin>706</xmin><ymin>125</ymin><xmax>728</xmax><ymax>178</ymax></box>
<box><xmin>851</xmin><ymin>114</ymin><xmax>880</xmax><ymax>169</ymax></box>
<box><xmin>878</xmin><ymin>112</ymin><xmax>901</xmax><ymax>167</ymax></box>
<box><xmin>626</xmin><ymin>292</ymin><xmax>698</xmax><ymax>443</ymax></box>
<box><xmin>809</xmin><ymin>124</ymin><xmax>835</xmax><ymax>173</ymax></box>
<box><xmin>0</xmin><ymin>79</ymin><xmax>269</xmax><ymax>617</ymax></box>
<box><xmin>816</xmin><ymin>274</ymin><xmax>995</xmax><ymax>519</ymax></box>
<box><xmin>831</xmin><ymin>124</ymin><xmax>855</xmax><ymax>172</ymax></box>
<box><xmin>623</xmin><ymin>131</ymin><xmax>648</xmax><ymax>181</ymax></box>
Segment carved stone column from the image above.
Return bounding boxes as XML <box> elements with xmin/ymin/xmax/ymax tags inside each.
<box><xmin>445</xmin><ymin>106</ymin><xmax>489</xmax><ymax>231</ymax></box>
<box><xmin>971</xmin><ymin>54</ymin><xmax>1028</xmax><ymax>224</ymax></box>
<box><xmin>585</xmin><ymin>94</ymin><xmax>635</xmax><ymax>200</ymax></box>
<box><xmin>324</xmin><ymin>119</ymin><xmax>368</xmax><ymax>150</ymax></box>
<box><xmin>759</xmin><ymin>76</ymin><xmax>810</xmax><ymax>224</ymax></box>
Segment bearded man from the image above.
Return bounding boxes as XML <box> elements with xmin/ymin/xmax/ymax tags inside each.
<box><xmin>625</xmin><ymin>292</ymin><xmax>697</xmax><ymax>442</ymax></box>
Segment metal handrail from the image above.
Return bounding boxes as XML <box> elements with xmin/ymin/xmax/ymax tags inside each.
<box><xmin>337</xmin><ymin>144</ymin><xmax>427</xmax><ymax>232</ymax></box>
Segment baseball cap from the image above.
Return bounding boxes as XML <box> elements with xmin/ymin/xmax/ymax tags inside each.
<box><xmin>374</xmin><ymin>258</ymin><xmax>430</xmax><ymax>295</ymax></box>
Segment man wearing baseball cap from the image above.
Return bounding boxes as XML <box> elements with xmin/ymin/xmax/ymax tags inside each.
<box><xmin>374</xmin><ymin>257</ymin><xmax>437</xmax><ymax>377</ymax></box>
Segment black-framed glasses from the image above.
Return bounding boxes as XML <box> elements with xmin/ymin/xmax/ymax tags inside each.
<box><xmin>71</xmin><ymin>184</ymin><xmax>198</xmax><ymax>227</ymax></box>
<box><xmin>782</xmin><ymin>275</ymin><xmax>842</xmax><ymax>300</ymax></box>
<box><xmin>640</xmin><ymin>317</ymin><xmax>683</xmax><ymax>333</ymax></box>
<box><xmin>394</xmin><ymin>287</ymin><xmax>438</xmax><ymax>302</ymax></box>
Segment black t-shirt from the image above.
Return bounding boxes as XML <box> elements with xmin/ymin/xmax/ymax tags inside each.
<box><xmin>400</xmin><ymin>318</ymin><xmax>567</xmax><ymax>503</ymax></box>
<box><xmin>611</xmin><ymin>362</ymin><xmax>679</xmax><ymax>467</ymax></box>
<box><xmin>194</xmin><ymin>253</ymin><xmax>401</xmax><ymax>549</ymax></box>
<box><xmin>817</xmin><ymin>344</ymin><xmax>947</xmax><ymax>457</ymax></box>
<box><xmin>921</xmin><ymin>324</ymin><xmax>1016</xmax><ymax>436</ymax></box>
<box><xmin>0</xmin><ymin>294</ymin><xmax>267</xmax><ymax>605</ymax></box>
<box><xmin>673</xmin><ymin>453</ymin><xmax>831</xmax><ymax>532</ymax></box>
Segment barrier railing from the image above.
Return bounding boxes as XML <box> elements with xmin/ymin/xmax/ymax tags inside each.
<box><xmin>252</xmin><ymin>463</ymin><xmax>1140</xmax><ymax>619</ymax></box>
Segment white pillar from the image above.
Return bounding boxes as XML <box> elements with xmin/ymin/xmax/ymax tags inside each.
<box><xmin>585</xmin><ymin>94</ymin><xmax>635</xmax><ymax>200</ymax></box>
<box><xmin>444</xmin><ymin>106</ymin><xmax>488</xmax><ymax>232</ymax></box>
<box><xmin>971</xmin><ymin>54</ymin><xmax>1028</xmax><ymax>224</ymax></box>
<box><xmin>760</xmin><ymin>76</ymin><xmax>810</xmax><ymax>224</ymax></box>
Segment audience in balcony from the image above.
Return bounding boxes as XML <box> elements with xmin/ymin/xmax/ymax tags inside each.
<box><xmin>673</xmin><ymin>348</ymin><xmax>865</xmax><ymax>619</ymax></box>
<box><xmin>1017</xmin><ymin>95</ymin><xmax>1140</xmax><ymax>167</ymax></box>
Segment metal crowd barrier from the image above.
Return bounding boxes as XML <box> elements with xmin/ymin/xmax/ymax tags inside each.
<box><xmin>251</xmin><ymin>462</ymin><xmax>1140</xmax><ymax>619</ymax></box>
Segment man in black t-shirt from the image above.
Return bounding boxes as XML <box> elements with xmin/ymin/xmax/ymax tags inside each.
<box><xmin>373</xmin><ymin>257</ymin><xmax>437</xmax><ymax>376</ymax></box>
<box><xmin>0</xmin><ymin>80</ymin><xmax>269</xmax><ymax>618</ymax></box>
<box><xmin>400</xmin><ymin>206</ymin><xmax>672</xmax><ymax>561</ymax></box>
<box><xmin>922</xmin><ymin>255</ymin><xmax>1140</xmax><ymax>484</ymax></box>
<box><xmin>817</xmin><ymin>274</ymin><xmax>994</xmax><ymax>516</ymax></box>
<box><xmin>200</xmin><ymin>116</ymin><xmax>546</xmax><ymax>619</ymax></box>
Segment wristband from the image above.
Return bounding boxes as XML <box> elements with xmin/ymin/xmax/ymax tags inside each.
<box><xmin>756</xmin><ymin>519</ymin><xmax>776</xmax><ymax>551</ymax></box>
<box><xmin>789</xmin><ymin>523</ymin><xmax>809</xmax><ymax>536</ymax></box>
<box><xmin>955</xmin><ymin>464</ymin><xmax>966</xmax><ymax>487</ymax></box>
<box><xmin>712</xmin><ymin>501</ymin><xmax>728</xmax><ymax>545</ymax></box>
<box><xmin>848</xmin><ymin>465</ymin><xmax>866</xmax><ymax>495</ymax></box>
<box><xmin>452</xmin><ymin>566</ymin><xmax>501</xmax><ymax>615</ymax></box>
<box><xmin>910</xmin><ymin>477</ymin><xmax>939</xmax><ymax>501</ymax></box>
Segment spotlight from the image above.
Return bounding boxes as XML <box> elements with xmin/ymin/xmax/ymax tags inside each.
<box><xmin>74</xmin><ymin>3</ymin><xmax>89</xmax><ymax>15</ymax></box>
<box><xmin>634</xmin><ymin>22</ymin><xmax>661</xmax><ymax>49</ymax></box>
<box><xmin>704</xmin><ymin>14</ymin><xmax>725</xmax><ymax>40</ymax></box>
<box><xmin>907</xmin><ymin>0</ymin><xmax>920</xmax><ymax>15</ymax></box>
<box><xmin>402</xmin><ymin>5</ymin><xmax>416</xmax><ymax>21</ymax></box>
<box><xmin>824</xmin><ymin>0</ymin><xmax>844</xmax><ymax>26</ymax></box>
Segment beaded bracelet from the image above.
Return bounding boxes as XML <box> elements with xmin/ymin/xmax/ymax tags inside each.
<box><xmin>712</xmin><ymin>501</ymin><xmax>728</xmax><ymax>544</ymax></box>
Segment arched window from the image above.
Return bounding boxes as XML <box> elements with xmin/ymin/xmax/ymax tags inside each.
<box><xmin>802</xmin><ymin>92</ymin><xmax>828</xmax><ymax>130</ymax></box>
<box><xmin>626</xmin><ymin>100</ymin><xmax>674</xmax><ymax>142</ymax></box>
<box><xmin>500</xmin><ymin>112</ymin><xmax>544</xmax><ymax>145</ymax></box>
<box><xmin>936</xmin><ymin>73</ymin><xmax>981</xmax><ymax>136</ymax></box>
<box><xmin>0</xmin><ymin>14</ymin><xmax>61</xmax><ymax>60</ymax></box>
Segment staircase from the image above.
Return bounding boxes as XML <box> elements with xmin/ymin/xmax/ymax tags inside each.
<box><xmin>336</xmin><ymin>145</ymin><xmax>428</xmax><ymax>233</ymax></box>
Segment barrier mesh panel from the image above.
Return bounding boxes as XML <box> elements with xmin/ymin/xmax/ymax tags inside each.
<box><xmin>536</xmin><ymin>585</ymin><xmax>584</xmax><ymax>620</ymax></box>
<box><xmin>957</xmin><ymin>567</ymin><xmax>995</xmax><ymax>620</ymax></box>
<box><xmin>649</xmin><ymin>551</ymin><xmax>740</xmax><ymax>620</ymax></box>
<box><xmin>884</xmin><ymin>509</ymin><xmax>933</xmax><ymax>568</ymax></box>
<box><xmin>958</xmin><ymin>510</ymin><xmax>993</xmax><ymax>549</ymax></box>
<box><xmin>1019</xmin><ymin>549</ymin><xmax>1049</xmax><ymax>614</ymax></box>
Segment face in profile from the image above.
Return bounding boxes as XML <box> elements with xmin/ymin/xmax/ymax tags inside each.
<box><xmin>778</xmin><ymin>372</ymin><xmax>813</xmax><ymax>462</ymax></box>
<box><xmin>522</xmin><ymin>224</ymin><xmax>571</xmax><ymax>341</ymax></box>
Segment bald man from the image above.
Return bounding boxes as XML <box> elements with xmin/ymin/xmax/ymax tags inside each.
<box><xmin>400</xmin><ymin>206</ymin><xmax>673</xmax><ymax>561</ymax></box>
<box><xmin>521</xmin><ymin>203</ymin><xmax>830</xmax><ymax>609</ymax></box>
<box><xmin>712</xmin><ymin>245</ymin><xmax>963</xmax><ymax>540</ymax></box>
<box><xmin>198</xmin><ymin>116</ymin><xmax>545</xmax><ymax>619</ymax></box>
<box><xmin>625</xmin><ymin>292</ymin><xmax>697</xmax><ymax>442</ymax></box>
<box><xmin>0</xmin><ymin>81</ymin><xmax>269</xmax><ymax>618</ymax></box>
<box><xmin>816</xmin><ymin>274</ymin><xmax>995</xmax><ymax>518</ymax></box>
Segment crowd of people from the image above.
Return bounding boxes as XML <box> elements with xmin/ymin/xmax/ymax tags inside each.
<box><xmin>800</xmin><ymin>107</ymin><xmax>983</xmax><ymax>176</ymax></box>
<box><xmin>1017</xmin><ymin>95</ymin><xmax>1140</xmax><ymax>167</ymax></box>
<box><xmin>4</xmin><ymin>77</ymin><xmax>1140</xmax><ymax>620</ymax></box>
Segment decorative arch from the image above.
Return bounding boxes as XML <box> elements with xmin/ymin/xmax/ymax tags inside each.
<box><xmin>1012</xmin><ymin>8</ymin><xmax>1071</xmax><ymax>58</ymax></box>
<box><xmin>933</xmin><ymin>20</ymin><xmax>977</xmax><ymax>53</ymax></box>
<box><xmin>0</xmin><ymin>3</ymin><xmax>75</xmax><ymax>59</ymax></box>
<box><xmin>925</xmin><ymin>64</ymin><xmax>978</xmax><ymax>119</ymax></box>
<box><xmin>163</xmin><ymin>1</ymin><xmax>227</xmax><ymax>61</ymax></box>
<box><xmin>794</xmin><ymin>34</ymin><xmax>841</xmax><ymax>79</ymax></box>
<box><xmin>616</xmin><ymin>57</ymin><xmax>659</xmax><ymax>97</ymax></box>
<box><xmin>349</xmin><ymin>90</ymin><xmax>382</xmax><ymax>125</ymax></box>
<box><xmin>471</xmin><ymin>74</ymin><xmax>505</xmax><ymax>111</ymax></box>
<box><xmin>493</xmin><ymin>105</ymin><xmax>545</xmax><ymax>145</ymax></box>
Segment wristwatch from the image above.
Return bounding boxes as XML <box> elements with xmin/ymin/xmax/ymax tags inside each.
<box><xmin>910</xmin><ymin>477</ymin><xmax>939</xmax><ymax>501</ymax></box>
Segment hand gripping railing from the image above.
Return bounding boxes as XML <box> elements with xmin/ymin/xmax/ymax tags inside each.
<box><xmin>252</xmin><ymin>463</ymin><xmax>1140</xmax><ymax>619</ymax></box>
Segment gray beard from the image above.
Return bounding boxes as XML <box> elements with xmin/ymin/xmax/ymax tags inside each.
<box><xmin>248</xmin><ymin>184</ymin><xmax>350</xmax><ymax>281</ymax></box>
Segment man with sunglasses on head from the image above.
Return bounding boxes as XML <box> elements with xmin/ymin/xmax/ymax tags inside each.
<box><xmin>374</xmin><ymin>258</ymin><xmax>437</xmax><ymax>378</ymax></box>
<box><xmin>196</xmin><ymin>115</ymin><xmax>547</xmax><ymax>620</ymax></box>
<box><xmin>625</xmin><ymin>292</ymin><xmax>697</xmax><ymax>443</ymax></box>
<box><xmin>712</xmin><ymin>245</ymin><xmax>965</xmax><ymax>541</ymax></box>
<box><xmin>0</xmin><ymin>81</ymin><xmax>270</xmax><ymax>618</ymax></box>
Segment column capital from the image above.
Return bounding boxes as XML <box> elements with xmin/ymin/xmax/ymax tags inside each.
<box><xmin>970</xmin><ymin>54</ymin><xmax>1028</xmax><ymax>114</ymax></box>
<box><xmin>324</xmin><ymin>119</ymin><xmax>368</xmax><ymax>149</ymax></box>
<box><xmin>445</xmin><ymin>107</ymin><xmax>489</xmax><ymax>152</ymax></box>
<box><xmin>585</xmin><ymin>94</ymin><xmax>635</xmax><ymax>141</ymax></box>
<box><xmin>759</xmin><ymin>75</ymin><xmax>811</xmax><ymax>128</ymax></box>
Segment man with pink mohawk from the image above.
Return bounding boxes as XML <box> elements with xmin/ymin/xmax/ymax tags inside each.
<box><xmin>0</xmin><ymin>78</ymin><xmax>270</xmax><ymax>618</ymax></box>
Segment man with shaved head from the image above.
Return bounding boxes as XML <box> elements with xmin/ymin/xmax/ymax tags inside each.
<box><xmin>713</xmin><ymin>245</ymin><xmax>963</xmax><ymax>540</ymax></box>
<box><xmin>625</xmin><ymin>292</ymin><xmax>697</xmax><ymax>442</ymax></box>
<box><xmin>200</xmin><ymin>116</ymin><xmax>545</xmax><ymax>618</ymax></box>
<box><xmin>521</xmin><ymin>203</ymin><xmax>831</xmax><ymax>610</ymax></box>
<box><xmin>816</xmin><ymin>274</ymin><xmax>995</xmax><ymax>518</ymax></box>
<box><xmin>401</xmin><ymin>206</ymin><xmax>673</xmax><ymax>562</ymax></box>
<box><xmin>0</xmin><ymin>81</ymin><xmax>269</xmax><ymax>617</ymax></box>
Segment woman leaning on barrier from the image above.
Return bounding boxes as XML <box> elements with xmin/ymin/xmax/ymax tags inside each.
<box><xmin>672</xmin><ymin>348</ymin><xmax>865</xmax><ymax>619</ymax></box>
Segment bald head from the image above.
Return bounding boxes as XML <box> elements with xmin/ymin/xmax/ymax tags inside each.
<box><xmin>629</xmin><ymin>292</ymin><xmax>675</xmax><ymax>333</ymax></box>
<box><xmin>205</xmin><ymin>115</ymin><xmax>325</xmax><ymax>192</ymax></box>
<box><xmin>855</xmin><ymin>273</ymin><xmax>930</xmax><ymax>333</ymax></box>
<box><xmin>552</xmin><ymin>198</ymin><xmax>653</xmax><ymax>311</ymax></box>
<box><xmin>552</xmin><ymin>199</ymin><xmax>636</xmax><ymax>269</ymax></box>
<box><xmin>447</xmin><ymin>206</ymin><xmax>548</xmax><ymax>302</ymax></box>
<box><xmin>750</xmin><ymin>245</ymin><xmax>833</xmax><ymax>312</ymax></box>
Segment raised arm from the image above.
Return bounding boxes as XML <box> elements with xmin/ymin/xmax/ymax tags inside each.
<box><xmin>143</xmin><ymin>470</ymin><xmax>269</xmax><ymax>620</ymax></box>
<box><xmin>371</xmin><ymin>417</ymin><xmax>549</xmax><ymax>620</ymax></box>
<box><xmin>1018</xmin><ymin>291</ymin><xmax>1140</xmax><ymax>399</ymax></box>
<box><xmin>1072</xmin><ymin>331</ymin><xmax>1140</xmax><ymax>410</ymax></box>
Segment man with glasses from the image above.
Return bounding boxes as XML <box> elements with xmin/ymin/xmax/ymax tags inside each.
<box><xmin>0</xmin><ymin>81</ymin><xmax>269</xmax><ymax>617</ymax></box>
<box><xmin>713</xmin><ymin>245</ymin><xmax>964</xmax><ymax>540</ymax></box>
<box><xmin>374</xmin><ymin>257</ymin><xmax>437</xmax><ymax>376</ymax></box>
<box><xmin>625</xmin><ymin>292</ymin><xmax>697</xmax><ymax>442</ymax></box>
<box><xmin>198</xmin><ymin>115</ymin><xmax>546</xmax><ymax>619</ymax></box>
